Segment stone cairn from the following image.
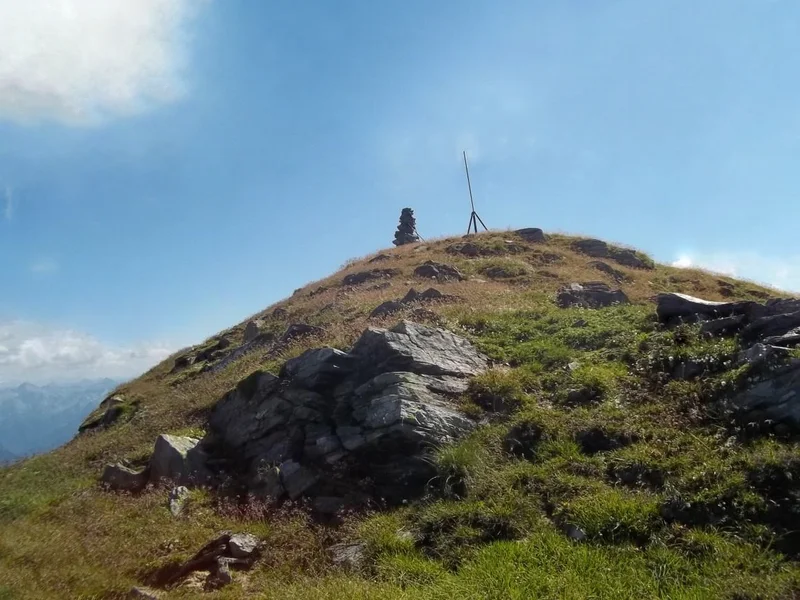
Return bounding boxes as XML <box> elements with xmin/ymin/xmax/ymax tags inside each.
<box><xmin>393</xmin><ymin>208</ymin><xmax>420</xmax><ymax>246</ymax></box>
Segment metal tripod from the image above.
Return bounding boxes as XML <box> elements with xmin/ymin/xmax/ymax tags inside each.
<box><xmin>463</xmin><ymin>151</ymin><xmax>488</xmax><ymax>235</ymax></box>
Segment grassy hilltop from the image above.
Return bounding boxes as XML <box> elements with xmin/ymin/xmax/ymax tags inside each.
<box><xmin>1</xmin><ymin>229</ymin><xmax>798</xmax><ymax>599</ymax></box>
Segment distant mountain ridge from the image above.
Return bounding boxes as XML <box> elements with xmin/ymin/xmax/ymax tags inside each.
<box><xmin>0</xmin><ymin>378</ymin><xmax>119</xmax><ymax>458</ymax></box>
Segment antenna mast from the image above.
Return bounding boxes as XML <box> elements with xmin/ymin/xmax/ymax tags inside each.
<box><xmin>463</xmin><ymin>151</ymin><xmax>488</xmax><ymax>235</ymax></box>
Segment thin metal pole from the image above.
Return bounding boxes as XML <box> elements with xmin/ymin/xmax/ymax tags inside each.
<box><xmin>463</xmin><ymin>151</ymin><xmax>476</xmax><ymax>213</ymax></box>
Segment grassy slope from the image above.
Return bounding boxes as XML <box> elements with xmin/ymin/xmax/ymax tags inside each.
<box><xmin>1</xmin><ymin>231</ymin><xmax>798</xmax><ymax>599</ymax></box>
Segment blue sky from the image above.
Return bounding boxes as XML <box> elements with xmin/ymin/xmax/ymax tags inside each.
<box><xmin>0</xmin><ymin>0</ymin><xmax>799</xmax><ymax>383</ymax></box>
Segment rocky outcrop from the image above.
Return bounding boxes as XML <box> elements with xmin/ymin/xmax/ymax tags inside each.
<box><xmin>740</xmin><ymin>312</ymin><xmax>800</xmax><ymax>345</ymax></box>
<box><xmin>206</xmin><ymin>321</ymin><xmax>487</xmax><ymax>507</ymax></box>
<box><xmin>572</xmin><ymin>239</ymin><xmax>654</xmax><ymax>270</ymax></box>
<box><xmin>243</xmin><ymin>320</ymin><xmax>264</xmax><ymax>344</ymax></box>
<box><xmin>79</xmin><ymin>395</ymin><xmax>128</xmax><ymax>432</ymax></box>
<box><xmin>556</xmin><ymin>282</ymin><xmax>629</xmax><ymax>309</ymax></box>
<box><xmin>342</xmin><ymin>268</ymin><xmax>401</xmax><ymax>286</ymax></box>
<box><xmin>413</xmin><ymin>261</ymin><xmax>464</xmax><ymax>283</ymax></box>
<box><xmin>515</xmin><ymin>228</ymin><xmax>546</xmax><ymax>243</ymax></box>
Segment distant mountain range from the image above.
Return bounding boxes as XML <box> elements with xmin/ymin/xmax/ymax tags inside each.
<box><xmin>0</xmin><ymin>378</ymin><xmax>119</xmax><ymax>460</ymax></box>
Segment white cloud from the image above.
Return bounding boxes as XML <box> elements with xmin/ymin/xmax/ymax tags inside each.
<box><xmin>671</xmin><ymin>251</ymin><xmax>800</xmax><ymax>293</ymax></box>
<box><xmin>0</xmin><ymin>320</ymin><xmax>175</xmax><ymax>385</ymax></box>
<box><xmin>3</xmin><ymin>186</ymin><xmax>12</xmax><ymax>220</ymax></box>
<box><xmin>30</xmin><ymin>258</ymin><xmax>59</xmax><ymax>274</ymax></box>
<box><xmin>0</xmin><ymin>0</ymin><xmax>207</xmax><ymax>125</ymax></box>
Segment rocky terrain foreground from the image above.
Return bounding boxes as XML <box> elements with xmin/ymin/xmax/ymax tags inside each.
<box><xmin>1</xmin><ymin>230</ymin><xmax>799</xmax><ymax>599</ymax></box>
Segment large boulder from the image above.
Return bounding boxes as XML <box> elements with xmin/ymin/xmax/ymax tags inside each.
<box><xmin>207</xmin><ymin>321</ymin><xmax>487</xmax><ymax>506</ymax></box>
<box><xmin>150</xmin><ymin>435</ymin><xmax>210</xmax><ymax>486</ymax></box>
<box><xmin>515</xmin><ymin>228</ymin><xmax>546</xmax><ymax>243</ymax></box>
<box><xmin>556</xmin><ymin>283</ymin><xmax>629</xmax><ymax>309</ymax></box>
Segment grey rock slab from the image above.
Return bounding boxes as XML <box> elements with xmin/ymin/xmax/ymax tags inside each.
<box><xmin>741</xmin><ymin>311</ymin><xmax>800</xmax><ymax>345</ymax></box>
<box><xmin>351</xmin><ymin>320</ymin><xmax>488</xmax><ymax>380</ymax></box>
<box><xmin>281</xmin><ymin>347</ymin><xmax>355</xmax><ymax>390</ymax></box>
<box><xmin>243</xmin><ymin>320</ymin><xmax>264</xmax><ymax>344</ymax></box>
<box><xmin>370</xmin><ymin>300</ymin><xmax>404</xmax><ymax>318</ymax></box>
<box><xmin>556</xmin><ymin>282</ymin><xmax>629</xmax><ymax>309</ymax></box>
<box><xmin>228</xmin><ymin>533</ymin><xmax>260</xmax><ymax>559</ymax></box>
<box><xmin>102</xmin><ymin>463</ymin><xmax>149</xmax><ymax>492</ymax></box>
<box><xmin>729</xmin><ymin>362</ymin><xmax>800</xmax><ymax>429</ymax></box>
<box><xmin>700</xmin><ymin>314</ymin><xmax>747</xmax><ymax>337</ymax></box>
<box><xmin>329</xmin><ymin>542</ymin><xmax>366</xmax><ymax>572</ymax></box>
<box><xmin>413</xmin><ymin>260</ymin><xmax>464</xmax><ymax>282</ymax></box>
<box><xmin>149</xmin><ymin>434</ymin><xmax>210</xmax><ymax>486</ymax></box>
<box><xmin>279</xmin><ymin>460</ymin><xmax>320</xmax><ymax>499</ymax></box>
<box><xmin>656</xmin><ymin>293</ymin><xmax>756</xmax><ymax>323</ymax></box>
<box><xmin>763</xmin><ymin>327</ymin><xmax>800</xmax><ymax>347</ymax></box>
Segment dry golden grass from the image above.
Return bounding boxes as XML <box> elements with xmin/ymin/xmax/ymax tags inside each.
<box><xmin>0</xmin><ymin>230</ymin><xmax>791</xmax><ymax>599</ymax></box>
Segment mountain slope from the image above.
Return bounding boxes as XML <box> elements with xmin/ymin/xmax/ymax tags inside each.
<box><xmin>0</xmin><ymin>230</ymin><xmax>798</xmax><ymax>599</ymax></box>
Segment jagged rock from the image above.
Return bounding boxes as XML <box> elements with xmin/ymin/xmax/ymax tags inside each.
<box><xmin>589</xmin><ymin>260</ymin><xmax>630</xmax><ymax>283</ymax></box>
<box><xmin>207</xmin><ymin>321</ymin><xmax>487</xmax><ymax>505</ymax></box>
<box><xmin>700</xmin><ymin>315</ymin><xmax>747</xmax><ymax>337</ymax></box>
<box><xmin>741</xmin><ymin>311</ymin><xmax>800</xmax><ymax>345</ymax></box>
<box><xmin>343</xmin><ymin>268</ymin><xmax>401</xmax><ymax>286</ymax></box>
<box><xmin>414</xmin><ymin>261</ymin><xmax>464</xmax><ymax>282</ymax></box>
<box><xmin>281</xmin><ymin>348</ymin><xmax>355</xmax><ymax>390</ymax></box>
<box><xmin>169</xmin><ymin>486</ymin><xmax>191</xmax><ymax>516</ymax></box>
<box><xmin>128</xmin><ymin>587</ymin><xmax>161</xmax><ymax>599</ymax></box>
<box><xmin>205</xmin><ymin>332</ymin><xmax>277</xmax><ymax>375</ymax></box>
<box><xmin>350</xmin><ymin>321</ymin><xmax>488</xmax><ymax>379</ymax></box>
<box><xmin>279</xmin><ymin>460</ymin><xmax>320</xmax><ymax>499</ymax></box>
<box><xmin>243</xmin><ymin>320</ymin><xmax>264</xmax><ymax>344</ymax></box>
<box><xmin>556</xmin><ymin>282</ymin><xmax>629</xmax><ymax>309</ymax></box>
<box><xmin>763</xmin><ymin>328</ymin><xmax>800</xmax><ymax>347</ymax></box>
<box><xmin>195</xmin><ymin>337</ymin><xmax>232</xmax><ymax>362</ymax></box>
<box><xmin>101</xmin><ymin>463</ymin><xmax>149</xmax><ymax>492</ymax></box>
<box><xmin>370</xmin><ymin>300</ymin><xmax>404</xmax><ymax>318</ymax></box>
<box><xmin>656</xmin><ymin>293</ymin><xmax>756</xmax><ymax>323</ymax></box>
<box><xmin>729</xmin><ymin>361</ymin><xmax>800</xmax><ymax>430</ymax></box>
<box><xmin>401</xmin><ymin>287</ymin><xmax>444</xmax><ymax>303</ymax></box>
<box><xmin>515</xmin><ymin>227</ymin><xmax>546</xmax><ymax>243</ymax></box>
<box><xmin>206</xmin><ymin>559</ymin><xmax>232</xmax><ymax>589</ymax></box>
<box><xmin>572</xmin><ymin>239</ymin><xmax>653</xmax><ymax>269</ymax></box>
<box><xmin>79</xmin><ymin>395</ymin><xmax>127</xmax><ymax>432</ymax></box>
<box><xmin>272</xmin><ymin>307</ymin><xmax>289</xmax><ymax>319</ymax></box>
<box><xmin>150</xmin><ymin>435</ymin><xmax>210</xmax><ymax>486</ymax></box>
<box><xmin>751</xmin><ymin>298</ymin><xmax>800</xmax><ymax>320</ymax></box>
<box><xmin>228</xmin><ymin>533</ymin><xmax>259</xmax><ymax>559</ymax></box>
<box><xmin>280</xmin><ymin>323</ymin><xmax>325</xmax><ymax>344</ymax></box>
<box><xmin>329</xmin><ymin>542</ymin><xmax>366</xmax><ymax>572</ymax></box>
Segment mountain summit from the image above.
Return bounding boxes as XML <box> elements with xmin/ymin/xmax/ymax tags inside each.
<box><xmin>1</xmin><ymin>230</ymin><xmax>798</xmax><ymax>599</ymax></box>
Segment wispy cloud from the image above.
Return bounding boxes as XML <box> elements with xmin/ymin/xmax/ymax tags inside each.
<box><xmin>30</xmin><ymin>258</ymin><xmax>59</xmax><ymax>274</ymax></box>
<box><xmin>0</xmin><ymin>0</ymin><xmax>209</xmax><ymax>125</ymax></box>
<box><xmin>0</xmin><ymin>320</ymin><xmax>175</xmax><ymax>385</ymax></box>
<box><xmin>671</xmin><ymin>250</ymin><xmax>800</xmax><ymax>293</ymax></box>
<box><xmin>2</xmin><ymin>186</ymin><xmax>12</xmax><ymax>220</ymax></box>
